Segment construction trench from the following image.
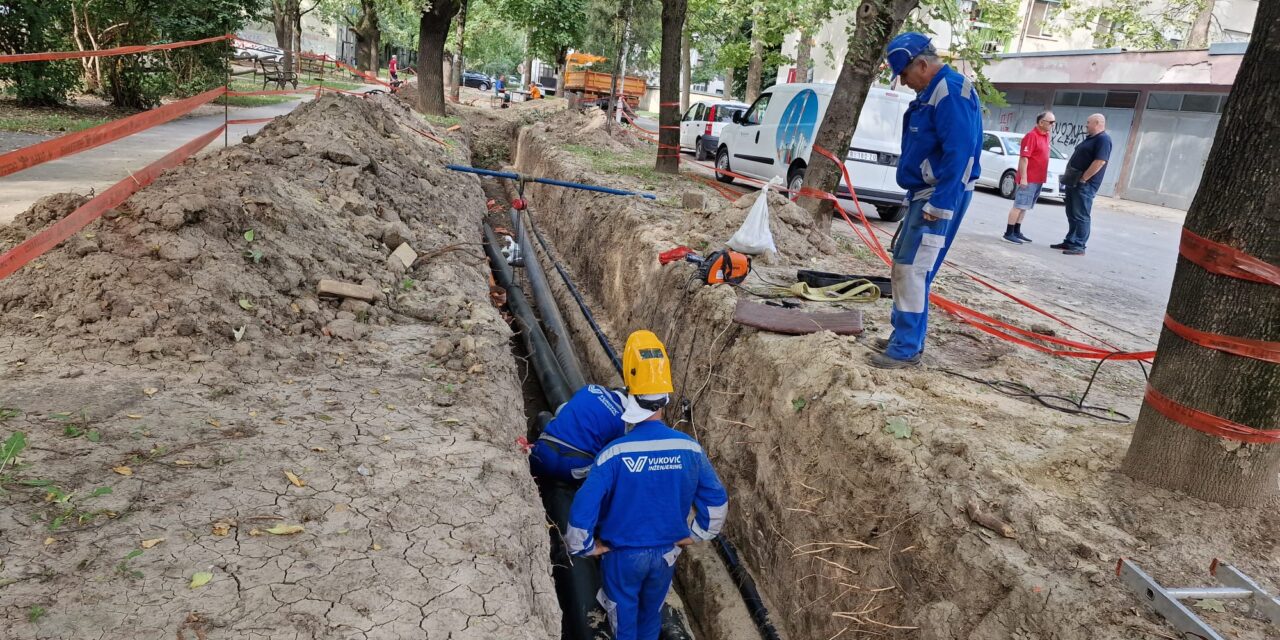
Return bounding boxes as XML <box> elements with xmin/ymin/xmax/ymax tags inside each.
<box><xmin>0</xmin><ymin>93</ymin><xmax>1275</xmax><ymax>640</ymax></box>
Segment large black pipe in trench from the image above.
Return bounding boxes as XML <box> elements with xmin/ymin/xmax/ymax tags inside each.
<box><xmin>516</xmin><ymin>208</ymin><xmax>587</xmax><ymax>393</ymax></box>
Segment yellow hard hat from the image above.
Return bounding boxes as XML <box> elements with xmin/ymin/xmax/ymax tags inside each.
<box><xmin>622</xmin><ymin>330</ymin><xmax>674</xmax><ymax>395</ymax></box>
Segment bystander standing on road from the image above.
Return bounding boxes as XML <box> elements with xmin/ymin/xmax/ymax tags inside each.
<box><xmin>1002</xmin><ymin>111</ymin><xmax>1054</xmax><ymax>245</ymax></box>
<box><xmin>389</xmin><ymin>54</ymin><xmax>398</xmax><ymax>82</ymax></box>
<box><xmin>1053</xmin><ymin>114</ymin><xmax>1111</xmax><ymax>256</ymax></box>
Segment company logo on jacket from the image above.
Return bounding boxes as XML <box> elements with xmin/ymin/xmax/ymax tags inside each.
<box><xmin>621</xmin><ymin>455</ymin><xmax>683</xmax><ymax>472</ymax></box>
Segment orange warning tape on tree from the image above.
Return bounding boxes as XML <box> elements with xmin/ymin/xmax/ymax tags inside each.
<box><xmin>0</xmin><ymin>86</ymin><xmax>227</xmax><ymax>178</ymax></box>
<box><xmin>1179</xmin><ymin>228</ymin><xmax>1280</xmax><ymax>287</ymax></box>
<box><xmin>0</xmin><ymin>125</ymin><xmax>226</xmax><ymax>281</ymax></box>
<box><xmin>1163</xmin><ymin>313</ymin><xmax>1280</xmax><ymax>364</ymax></box>
<box><xmin>1144</xmin><ymin>384</ymin><xmax>1279</xmax><ymax>444</ymax></box>
<box><xmin>0</xmin><ymin>34</ymin><xmax>233</xmax><ymax>64</ymax></box>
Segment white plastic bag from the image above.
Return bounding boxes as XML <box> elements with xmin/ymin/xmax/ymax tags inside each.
<box><xmin>726</xmin><ymin>176</ymin><xmax>781</xmax><ymax>255</ymax></box>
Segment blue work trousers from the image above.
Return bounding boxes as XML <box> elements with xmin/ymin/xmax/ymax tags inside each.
<box><xmin>529</xmin><ymin>439</ymin><xmax>593</xmax><ymax>482</ymax></box>
<box><xmin>598</xmin><ymin>545</ymin><xmax>681</xmax><ymax>640</ymax></box>
<box><xmin>886</xmin><ymin>192</ymin><xmax>973</xmax><ymax>361</ymax></box>
<box><xmin>1063</xmin><ymin>182</ymin><xmax>1097</xmax><ymax>250</ymax></box>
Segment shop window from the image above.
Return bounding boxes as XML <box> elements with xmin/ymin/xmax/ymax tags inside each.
<box><xmin>1078</xmin><ymin>92</ymin><xmax>1106</xmax><ymax>107</ymax></box>
<box><xmin>1104</xmin><ymin>91</ymin><xmax>1139</xmax><ymax>109</ymax></box>
<box><xmin>1147</xmin><ymin>93</ymin><xmax>1181</xmax><ymax>111</ymax></box>
<box><xmin>1181</xmin><ymin>94</ymin><xmax>1221</xmax><ymax>113</ymax></box>
<box><xmin>1054</xmin><ymin>91</ymin><xmax>1079</xmax><ymax>106</ymax></box>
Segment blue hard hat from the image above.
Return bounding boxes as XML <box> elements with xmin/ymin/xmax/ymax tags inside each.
<box><xmin>886</xmin><ymin>32</ymin><xmax>932</xmax><ymax>79</ymax></box>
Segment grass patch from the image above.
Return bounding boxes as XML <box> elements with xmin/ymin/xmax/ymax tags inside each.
<box><xmin>635</xmin><ymin>110</ymin><xmax>659</xmax><ymax>118</ymax></box>
<box><xmin>0</xmin><ymin>113</ymin><xmax>112</xmax><ymax>134</ymax></box>
<box><xmin>561</xmin><ymin>143</ymin><xmax>673</xmax><ymax>186</ymax></box>
<box><xmin>215</xmin><ymin>94</ymin><xmax>302</xmax><ymax>107</ymax></box>
<box><xmin>305</xmin><ymin>77</ymin><xmax>366</xmax><ymax>91</ymax></box>
<box><xmin>423</xmin><ymin>113</ymin><xmax>462</xmax><ymax>127</ymax></box>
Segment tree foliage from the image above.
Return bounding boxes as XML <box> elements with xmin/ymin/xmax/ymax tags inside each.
<box><xmin>1061</xmin><ymin>0</ymin><xmax>1206</xmax><ymax>50</ymax></box>
<box><xmin>451</xmin><ymin>0</ymin><xmax>524</xmax><ymax>76</ymax></box>
<box><xmin>0</xmin><ymin>0</ymin><xmax>82</xmax><ymax>106</ymax></box>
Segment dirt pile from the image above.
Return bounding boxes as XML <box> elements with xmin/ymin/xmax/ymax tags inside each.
<box><xmin>0</xmin><ymin>94</ymin><xmax>558</xmax><ymax>638</ymax></box>
<box><xmin>511</xmin><ymin>113</ymin><xmax>1279</xmax><ymax>640</ymax></box>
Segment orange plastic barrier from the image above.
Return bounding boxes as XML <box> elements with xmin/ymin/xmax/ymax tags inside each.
<box><xmin>0</xmin><ymin>125</ymin><xmax>226</xmax><ymax>281</ymax></box>
<box><xmin>0</xmin><ymin>86</ymin><xmax>226</xmax><ymax>178</ymax></box>
<box><xmin>1163</xmin><ymin>313</ymin><xmax>1280</xmax><ymax>364</ymax></box>
<box><xmin>1144</xmin><ymin>384</ymin><xmax>1278</xmax><ymax>444</ymax></box>
<box><xmin>1179</xmin><ymin>228</ymin><xmax>1280</xmax><ymax>287</ymax></box>
<box><xmin>0</xmin><ymin>34</ymin><xmax>232</xmax><ymax>64</ymax></box>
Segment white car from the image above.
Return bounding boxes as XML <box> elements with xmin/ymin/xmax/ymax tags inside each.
<box><xmin>679</xmin><ymin>101</ymin><xmax>748</xmax><ymax>161</ymax></box>
<box><xmin>714</xmin><ymin>83</ymin><xmax>914</xmax><ymax>221</ymax></box>
<box><xmin>976</xmin><ymin>131</ymin><xmax>1069</xmax><ymax>201</ymax></box>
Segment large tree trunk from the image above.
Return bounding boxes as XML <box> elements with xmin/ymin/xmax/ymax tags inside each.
<box><xmin>555</xmin><ymin>47</ymin><xmax>569</xmax><ymax>97</ymax></box>
<box><xmin>680</xmin><ymin>31</ymin><xmax>691</xmax><ymax>112</ymax></box>
<box><xmin>722</xmin><ymin>66</ymin><xmax>735</xmax><ymax>100</ymax></box>
<box><xmin>524</xmin><ymin>30</ymin><xmax>535</xmax><ymax>88</ymax></box>
<box><xmin>745</xmin><ymin>15</ymin><xmax>763</xmax><ymax>102</ymax></box>
<box><xmin>450</xmin><ymin>0</ymin><xmax>469</xmax><ymax>101</ymax></box>
<box><xmin>605</xmin><ymin>0</ymin><xmax>632</xmax><ymax>133</ymax></box>
<box><xmin>798</xmin><ymin>0</ymin><xmax>919</xmax><ymax>228</ymax></box>
<box><xmin>656</xmin><ymin>0</ymin><xmax>688</xmax><ymax>174</ymax></box>
<box><xmin>271</xmin><ymin>0</ymin><xmax>298</xmax><ymax>72</ymax></box>
<box><xmin>1121</xmin><ymin>7</ymin><xmax>1279</xmax><ymax>507</ymax></box>
<box><xmin>1188</xmin><ymin>0</ymin><xmax>1215</xmax><ymax>48</ymax></box>
<box><xmin>352</xmin><ymin>0</ymin><xmax>380</xmax><ymax>72</ymax></box>
<box><xmin>794</xmin><ymin>30</ymin><xmax>812</xmax><ymax>82</ymax></box>
<box><xmin>416</xmin><ymin>0</ymin><xmax>460</xmax><ymax>116</ymax></box>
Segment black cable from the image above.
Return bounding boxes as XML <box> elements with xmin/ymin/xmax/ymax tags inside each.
<box><xmin>939</xmin><ymin>366</ymin><xmax>1132</xmax><ymax>423</ymax></box>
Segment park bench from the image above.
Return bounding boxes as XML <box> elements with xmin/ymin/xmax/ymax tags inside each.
<box><xmin>258</xmin><ymin>59</ymin><xmax>298</xmax><ymax>90</ymax></box>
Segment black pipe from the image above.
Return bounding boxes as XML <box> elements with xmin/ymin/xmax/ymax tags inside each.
<box><xmin>482</xmin><ymin>224</ymin><xmax>573</xmax><ymax>407</ymax></box>
<box><xmin>518</xmin><ymin>209</ymin><xmax>588</xmax><ymax>391</ymax></box>
<box><xmin>714</xmin><ymin>536</ymin><xmax>782</xmax><ymax>640</ymax></box>
<box><xmin>526</xmin><ymin>216</ymin><xmax>624</xmax><ymax>374</ymax></box>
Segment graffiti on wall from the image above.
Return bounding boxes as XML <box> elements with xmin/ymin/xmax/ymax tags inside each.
<box><xmin>1052</xmin><ymin>120</ymin><xmax>1089</xmax><ymax>147</ymax></box>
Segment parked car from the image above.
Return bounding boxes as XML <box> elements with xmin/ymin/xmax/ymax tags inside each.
<box><xmin>232</xmin><ymin>40</ymin><xmax>283</xmax><ymax>63</ymax></box>
<box><xmin>461</xmin><ymin>70</ymin><xmax>493</xmax><ymax>91</ymax></box>
<box><xmin>714</xmin><ymin>83</ymin><xmax>914</xmax><ymax>221</ymax></box>
<box><xmin>975</xmin><ymin>131</ymin><xmax>1069</xmax><ymax>201</ymax></box>
<box><xmin>679</xmin><ymin>101</ymin><xmax>748</xmax><ymax>161</ymax></box>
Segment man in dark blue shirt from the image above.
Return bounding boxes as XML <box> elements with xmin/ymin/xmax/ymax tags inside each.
<box><xmin>1053</xmin><ymin>114</ymin><xmax>1112</xmax><ymax>255</ymax></box>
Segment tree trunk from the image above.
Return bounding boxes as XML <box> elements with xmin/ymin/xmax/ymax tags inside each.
<box><xmin>798</xmin><ymin>0</ymin><xmax>919</xmax><ymax>228</ymax></box>
<box><xmin>353</xmin><ymin>0</ymin><xmax>379</xmax><ymax>72</ymax></box>
<box><xmin>271</xmin><ymin>0</ymin><xmax>298</xmax><ymax>72</ymax></box>
<box><xmin>656</xmin><ymin>0</ymin><xmax>688</xmax><ymax>174</ymax></box>
<box><xmin>555</xmin><ymin>47</ymin><xmax>569</xmax><ymax>97</ymax></box>
<box><xmin>794</xmin><ymin>30</ymin><xmax>812</xmax><ymax>82</ymax></box>
<box><xmin>370</xmin><ymin>32</ymin><xmax>380</xmax><ymax>75</ymax></box>
<box><xmin>681</xmin><ymin>30</ymin><xmax>691</xmax><ymax>112</ymax></box>
<box><xmin>606</xmin><ymin>0</ymin><xmax>632</xmax><ymax>133</ymax></box>
<box><xmin>524</xmin><ymin>30</ymin><xmax>535</xmax><ymax>88</ymax></box>
<box><xmin>722</xmin><ymin>66</ymin><xmax>735</xmax><ymax>100</ymax></box>
<box><xmin>293</xmin><ymin>8</ymin><xmax>304</xmax><ymax>73</ymax></box>
<box><xmin>416</xmin><ymin>0</ymin><xmax>460</xmax><ymax>116</ymax></box>
<box><xmin>1188</xmin><ymin>0</ymin><xmax>1215</xmax><ymax>49</ymax></box>
<box><xmin>745</xmin><ymin>15</ymin><xmax>763</xmax><ymax>102</ymax></box>
<box><xmin>450</xmin><ymin>0</ymin><xmax>469</xmax><ymax>101</ymax></box>
<box><xmin>1121</xmin><ymin>6</ymin><xmax>1279</xmax><ymax>507</ymax></box>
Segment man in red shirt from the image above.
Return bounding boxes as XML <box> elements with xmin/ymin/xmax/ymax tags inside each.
<box><xmin>1003</xmin><ymin>111</ymin><xmax>1054</xmax><ymax>244</ymax></box>
<box><xmin>389</xmin><ymin>54</ymin><xmax>399</xmax><ymax>81</ymax></box>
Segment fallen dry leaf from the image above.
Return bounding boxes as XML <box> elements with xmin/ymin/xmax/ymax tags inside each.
<box><xmin>311</xmin><ymin>446</ymin><xmax>328</xmax><ymax>452</ymax></box>
<box><xmin>284</xmin><ymin>470</ymin><xmax>306</xmax><ymax>488</ymax></box>
<box><xmin>371</xmin><ymin>543</ymin><xmax>382</xmax><ymax>551</ymax></box>
<box><xmin>112</xmin><ymin>466</ymin><xmax>133</xmax><ymax>476</ymax></box>
<box><xmin>385</xmin><ymin>404</ymin><xmax>396</xmax><ymax>411</ymax></box>
<box><xmin>43</xmin><ymin>537</ymin><xmax>56</xmax><ymax>546</ymax></box>
<box><xmin>141</xmin><ymin>538</ymin><xmax>165</xmax><ymax>549</ymax></box>
<box><xmin>126</xmin><ymin>414</ymin><xmax>143</xmax><ymax>419</ymax></box>
<box><xmin>211</xmin><ymin>522</ymin><xmax>231</xmax><ymax>536</ymax></box>
<box><xmin>190</xmin><ymin>571</ymin><xmax>213</xmax><ymax>589</ymax></box>
<box><xmin>143</xmin><ymin>387</ymin><xmax>158</xmax><ymax>397</ymax></box>
<box><xmin>206</xmin><ymin>419</ymin><xmax>222</xmax><ymax>428</ymax></box>
<box><xmin>174</xmin><ymin>460</ymin><xmax>196</xmax><ymax>466</ymax></box>
<box><xmin>380</xmin><ymin>435</ymin><xmax>391</xmax><ymax>442</ymax></box>
<box><xmin>265</xmin><ymin>524</ymin><xmax>304</xmax><ymax>535</ymax></box>
<box><xmin>333</xmin><ymin>503</ymin><xmax>349</xmax><ymax>513</ymax></box>
<box><xmin>248</xmin><ymin>528</ymin><xmax>263</xmax><ymax>536</ymax></box>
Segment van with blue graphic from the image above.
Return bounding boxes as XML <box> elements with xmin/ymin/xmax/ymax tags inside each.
<box><xmin>714</xmin><ymin>83</ymin><xmax>913</xmax><ymax>221</ymax></box>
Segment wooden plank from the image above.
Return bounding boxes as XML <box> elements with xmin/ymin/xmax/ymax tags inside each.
<box><xmin>317</xmin><ymin>279</ymin><xmax>377</xmax><ymax>301</ymax></box>
<box><xmin>732</xmin><ymin>299</ymin><xmax>863</xmax><ymax>336</ymax></box>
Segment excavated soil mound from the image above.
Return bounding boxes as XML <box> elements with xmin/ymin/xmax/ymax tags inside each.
<box><xmin>0</xmin><ymin>94</ymin><xmax>558</xmax><ymax>638</ymax></box>
<box><xmin>512</xmin><ymin>113</ymin><xmax>1279</xmax><ymax>640</ymax></box>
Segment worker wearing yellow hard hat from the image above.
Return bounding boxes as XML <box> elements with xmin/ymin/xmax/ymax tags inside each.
<box><xmin>529</xmin><ymin>330</ymin><xmax>675</xmax><ymax>482</ymax></box>
<box><xmin>567</xmin><ymin>330</ymin><xmax>728</xmax><ymax>640</ymax></box>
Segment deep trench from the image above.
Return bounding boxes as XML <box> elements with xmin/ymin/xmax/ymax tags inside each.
<box><xmin>469</xmin><ymin>161</ymin><xmax>777</xmax><ymax>640</ymax></box>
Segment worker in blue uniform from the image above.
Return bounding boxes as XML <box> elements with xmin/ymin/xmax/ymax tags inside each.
<box><xmin>565</xmin><ymin>331</ymin><xmax>729</xmax><ymax>640</ymax></box>
<box><xmin>529</xmin><ymin>383</ymin><xmax>627</xmax><ymax>481</ymax></box>
<box><xmin>871</xmin><ymin>32</ymin><xmax>983</xmax><ymax>369</ymax></box>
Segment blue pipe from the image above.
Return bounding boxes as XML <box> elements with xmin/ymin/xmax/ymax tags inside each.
<box><xmin>446</xmin><ymin>164</ymin><xmax>657</xmax><ymax>200</ymax></box>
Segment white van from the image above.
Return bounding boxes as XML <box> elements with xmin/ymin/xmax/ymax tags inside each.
<box><xmin>714</xmin><ymin>83</ymin><xmax>913</xmax><ymax>221</ymax></box>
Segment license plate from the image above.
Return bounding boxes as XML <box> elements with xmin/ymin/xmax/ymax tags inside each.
<box><xmin>847</xmin><ymin>150</ymin><xmax>878</xmax><ymax>163</ymax></box>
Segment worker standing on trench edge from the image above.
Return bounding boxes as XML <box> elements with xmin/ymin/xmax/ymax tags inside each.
<box><xmin>871</xmin><ymin>32</ymin><xmax>983</xmax><ymax>369</ymax></box>
<box><xmin>565</xmin><ymin>331</ymin><xmax>729</xmax><ymax>640</ymax></box>
<box><xmin>528</xmin><ymin>329</ymin><xmax>674</xmax><ymax>482</ymax></box>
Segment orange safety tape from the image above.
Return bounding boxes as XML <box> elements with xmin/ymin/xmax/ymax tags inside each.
<box><xmin>326</xmin><ymin>56</ymin><xmax>391</xmax><ymax>87</ymax></box>
<box><xmin>0</xmin><ymin>33</ymin><xmax>232</xmax><ymax>64</ymax></box>
<box><xmin>227</xmin><ymin>117</ymin><xmax>276</xmax><ymax>125</ymax></box>
<box><xmin>0</xmin><ymin>124</ymin><xmax>225</xmax><ymax>281</ymax></box>
<box><xmin>226</xmin><ymin>86</ymin><xmax>318</xmax><ymax>96</ymax></box>
<box><xmin>1144</xmin><ymin>384</ymin><xmax>1279</xmax><ymax>444</ymax></box>
<box><xmin>0</xmin><ymin>86</ymin><xmax>226</xmax><ymax>178</ymax></box>
<box><xmin>406</xmin><ymin>125</ymin><xmax>448</xmax><ymax>147</ymax></box>
<box><xmin>1163</xmin><ymin>313</ymin><xmax>1280</xmax><ymax>364</ymax></box>
<box><xmin>1179</xmin><ymin>228</ymin><xmax>1280</xmax><ymax>287</ymax></box>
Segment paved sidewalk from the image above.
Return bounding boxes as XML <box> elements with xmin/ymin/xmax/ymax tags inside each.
<box><xmin>0</xmin><ymin>97</ymin><xmax>311</xmax><ymax>224</ymax></box>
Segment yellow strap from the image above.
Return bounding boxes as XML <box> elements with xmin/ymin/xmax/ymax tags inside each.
<box><xmin>775</xmin><ymin>279</ymin><xmax>881</xmax><ymax>303</ymax></box>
